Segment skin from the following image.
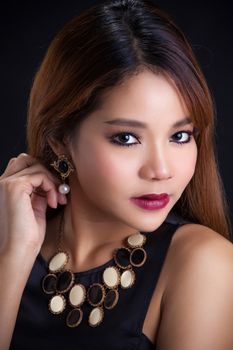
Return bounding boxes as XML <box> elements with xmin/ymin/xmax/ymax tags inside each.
<box><xmin>44</xmin><ymin>68</ymin><xmax>198</xmax><ymax>273</ymax></box>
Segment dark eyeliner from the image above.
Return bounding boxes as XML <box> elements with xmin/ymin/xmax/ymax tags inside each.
<box><xmin>108</xmin><ymin>129</ymin><xmax>195</xmax><ymax>147</ymax></box>
<box><xmin>108</xmin><ymin>131</ymin><xmax>140</xmax><ymax>147</ymax></box>
<box><xmin>171</xmin><ymin>130</ymin><xmax>194</xmax><ymax>145</ymax></box>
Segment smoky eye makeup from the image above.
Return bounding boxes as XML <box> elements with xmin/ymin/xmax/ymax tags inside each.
<box><xmin>107</xmin><ymin>130</ymin><xmax>140</xmax><ymax>147</ymax></box>
<box><xmin>107</xmin><ymin>127</ymin><xmax>198</xmax><ymax>148</ymax></box>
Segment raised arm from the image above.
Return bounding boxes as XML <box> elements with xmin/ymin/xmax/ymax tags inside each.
<box><xmin>0</xmin><ymin>248</ymin><xmax>39</xmax><ymax>349</ymax></box>
<box><xmin>156</xmin><ymin>225</ymin><xmax>233</xmax><ymax>350</ymax></box>
<box><xmin>0</xmin><ymin>153</ymin><xmax>65</xmax><ymax>350</ymax></box>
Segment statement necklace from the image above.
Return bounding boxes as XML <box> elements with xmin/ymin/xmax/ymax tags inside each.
<box><xmin>41</xmin><ymin>211</ymin><xmax>148</xmax><ymax>328</ymax></box>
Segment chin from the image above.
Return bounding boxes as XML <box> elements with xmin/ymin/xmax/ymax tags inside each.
<box><xmin>126</xmin><ymin>213</ymin><xmax>168</xmax><ymax>233</ymax></box>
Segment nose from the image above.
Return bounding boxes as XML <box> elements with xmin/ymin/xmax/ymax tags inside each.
<box><xmin>139</xmin><ymin>143</ymin><xmax>173</xmax><ymax>181</ymax></box>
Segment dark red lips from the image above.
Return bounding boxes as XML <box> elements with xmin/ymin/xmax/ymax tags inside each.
<box><xmin>130</xmin><ymin>193</ymin><xmax>170</xmax><ymax>210</ymax></box>
<box><xmin>135</xmin><ymin>193</ymin><xmax>169</xmax><ymax>200</ymax></box>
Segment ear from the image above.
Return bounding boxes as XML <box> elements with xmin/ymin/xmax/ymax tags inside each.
<box><xmin>47</xmin><ymin>136</ymin><xmax>69</xmax><ymax>157</ymax></box>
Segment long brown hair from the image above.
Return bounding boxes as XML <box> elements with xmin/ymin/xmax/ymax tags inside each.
<box><xmin>27</xmin><ymin>0</ymin><xmax>232</xmax><ymax>239</ymax></box>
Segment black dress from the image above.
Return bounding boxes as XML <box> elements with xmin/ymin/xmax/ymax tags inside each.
<box><xmin>10</xmin><ymin>210</ymin><xmax>191</xmax><ymax>350</ymax></box>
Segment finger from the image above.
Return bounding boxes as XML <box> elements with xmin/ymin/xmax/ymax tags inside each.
<box><xmin>32</xmin><ymin>179</ymin><xmax>68</xmax><ymax>206</ymax></box>
<box><xmin>9</xmin><ymin>173</ymin><xmax>59</xmax><ymax>209</ymax></box>
<box><xmin>8</xmin><ymin>157</ymin><xmax>17</xmax><ymax>165</ymax></box>
<box><xmin>2</xmin><ymin>153</ymin><xmax>38</xmax><ymax>178</ymax></box>
<box><xmin>32</xmin><ymin>178</ymin><xmax>58</xmax><ymax>209</ymax></box>
<box><xmin>31</xmin><ymin>191</ymin><xmax>49</xmax><ymax>223</ymax></box>
<box><xmin>2</xmin><ymin>156</ymin><xmax>67</xmax><ymax>206</ymax></box>
<box><xmin>17</xmin><ymin>164</ymin><xmax>61</xmax><ymax>187</ymax></box>
<box><xmin>4</xmin><ymin>156</ymin><xmax>61</xmax><ymax>189</ymax></box>
<box><xmin>31</xmin><ymin>189</ymin><xmax>57</xmax><ymax>211</ymax></box>
<box><xmin>57</xmin><ymin>191</ymin><xmax>68</xmax><ymax>205</ymax></box>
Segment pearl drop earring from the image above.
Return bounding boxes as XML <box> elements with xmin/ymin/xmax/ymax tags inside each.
<box><xmin>50</xmin><ymin>154</ymin><xmax>74</xmax><ymax>194</ymax></box>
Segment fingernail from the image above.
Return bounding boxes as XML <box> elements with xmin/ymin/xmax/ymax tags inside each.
<box><xmin>58</xmin><ymin>193</ymin><xmax>67</xmax><ymax>205</ymax></box>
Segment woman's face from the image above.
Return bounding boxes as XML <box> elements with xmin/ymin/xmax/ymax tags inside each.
<box><xmin>66</xmin><ymin>69</ymin><xmax>197</xmax><ymax>232</ymax></box>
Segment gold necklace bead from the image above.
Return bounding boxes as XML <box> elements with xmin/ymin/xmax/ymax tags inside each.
<box><xmin>104</xmin><ymin>289</ymin><xmax>119</xmax><ymax>309</ymax></box>
<box><xmin>56</xmin><ymin>269</ymin><xmax>75</xmax><ymax>293</ymax></box>
<box><xmin>102</xmin><ymin>266</ymin><xmax>120</xmax><ymax>289</ymax></box>
<box><xmin>42</xmin><ymin>273</ymin><xmax>57</xmax><ymax>294</ymax></box>
<box><xmin>87</xmin><ymin>283</ymin><xmax>106</xmax><ymax>307</ymax></box>
<box><xmin>130</xmin><ymin>247</ymin><xmax>147</xmax><ymax>267</ymax></box>
<box><xmin>88</xmin><ymin>306</ymin><xmax>104</xmax><ymax>327</ymax></box>
<box><xmin>69</xmin><ymin>283</ymin><xmax>86</xmax><ymax>307</ymax></box>
<box><xmin>49</xmin><ymin>294</ymin><xmax>66</xmax><ymax>314</ymax></box>
<box><xmin>48</xmin><ymin>251</ymin><xmax>69</xmax><ymax>273</ymax></box>
<box><xmin>66</xmin><ymin>307</ymin><xmax>83</xmax><ymax>328</ymax></box>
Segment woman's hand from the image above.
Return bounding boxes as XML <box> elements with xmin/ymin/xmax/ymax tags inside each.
<box><xmin>0</xmin><ymin>153</ymin><xmax>67</xmax><ymax>256</ymax></box>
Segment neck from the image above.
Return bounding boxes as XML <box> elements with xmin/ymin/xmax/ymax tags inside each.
<box><xmin>56</xmin><ymin>200</ymin><xmax>138</xmax><ymax>272</ymax></box>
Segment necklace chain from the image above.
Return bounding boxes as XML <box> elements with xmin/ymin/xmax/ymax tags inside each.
<box><xmin>57</xmin><ymin>210</ymin><xmax>65</xmax><ymax>252</ymax></box>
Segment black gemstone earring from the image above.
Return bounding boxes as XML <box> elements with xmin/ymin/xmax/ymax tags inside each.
<box><xmin>50</xmin><ymin>154</ymin><xmax>74</xmax><ymax>194</ymax></box>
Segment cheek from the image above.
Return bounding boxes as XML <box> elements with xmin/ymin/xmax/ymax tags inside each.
<box><xmin>75</xmin><ymin>143</ymin><xmax>132</xmax><ymax>191</ymax></box>
<box><xmin>175</xmin><ymin>145</ymin><xmax>197</xmax><ymax>185</ymax></box>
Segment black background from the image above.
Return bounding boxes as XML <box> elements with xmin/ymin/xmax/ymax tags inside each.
<box><xmin>1</xmin><ymin>1</ymin><xmax>233</xmax><ymax>225</ymax></box>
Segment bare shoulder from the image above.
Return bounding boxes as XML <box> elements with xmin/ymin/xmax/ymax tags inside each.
<box><xmin>166</xmin><ymin>222</ymin><xmax>233</xmax><ymax>291</ymax></box>
<box><xmin>171</xmin><ymin>222</ymin><xmax>232</xmax><ymax>252</ymax></box>
<box><xmin>156</xmin><ymin>223</ymin><xmax>233</xmax><ymax>350</ymax></box>
<box><xmin>167</xmin><ymin>222</ymin><xmax>233</xmax><ymax>270</ymax></box>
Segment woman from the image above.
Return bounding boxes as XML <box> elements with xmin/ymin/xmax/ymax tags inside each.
<box><xmin>1</xmin><ymin>0</ymin><xmax>233</xmax><ymax>349</ymax></box>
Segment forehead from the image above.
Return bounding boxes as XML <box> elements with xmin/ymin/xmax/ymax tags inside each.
<box><xmin>70</xmin><ymin>70</ymin><xmax>193</xmax><ymax>144</ymax></box>
<box><xmin>98</xmin><ymin>70</ymin><xmax>189</xmax><ymax>116</ymax></box>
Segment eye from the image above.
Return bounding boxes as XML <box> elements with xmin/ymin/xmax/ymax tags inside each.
<box><xmin>108</xmin><ymin>129</ymin><xmax>195</xmax><ymax>148</ymax></box>
<box><xmin>171</xmin><ymin>130</ymin><xmax>194</xmax><ymax>145</ymax></box>
<box><xmin>109</xmin><ymin>131</ymin><xmax>140</xmax><ymax>147</ymax></box>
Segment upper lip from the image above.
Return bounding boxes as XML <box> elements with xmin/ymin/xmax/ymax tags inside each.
<box><xmin>133</xmin><ymin>193</ymin><xmax>169</xmax><ymax>199</ymax></box>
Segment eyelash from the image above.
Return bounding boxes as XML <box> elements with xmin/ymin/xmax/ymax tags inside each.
<box><xmin>109</xmin><ymin>130</ymin><xmax>196</xmax><ymax>147</ymax></box>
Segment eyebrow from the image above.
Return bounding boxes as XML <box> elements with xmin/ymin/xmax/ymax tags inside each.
<box><xmin>103</xmin><ymin>117</ymin><xmax>193</xmax><ymax>129</ymax></box>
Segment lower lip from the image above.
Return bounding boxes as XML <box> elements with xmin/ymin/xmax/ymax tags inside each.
<box><xmin>130</xmin><ymin>195</ymin><xmax>170</xmax><ymax>210</ymax></box>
